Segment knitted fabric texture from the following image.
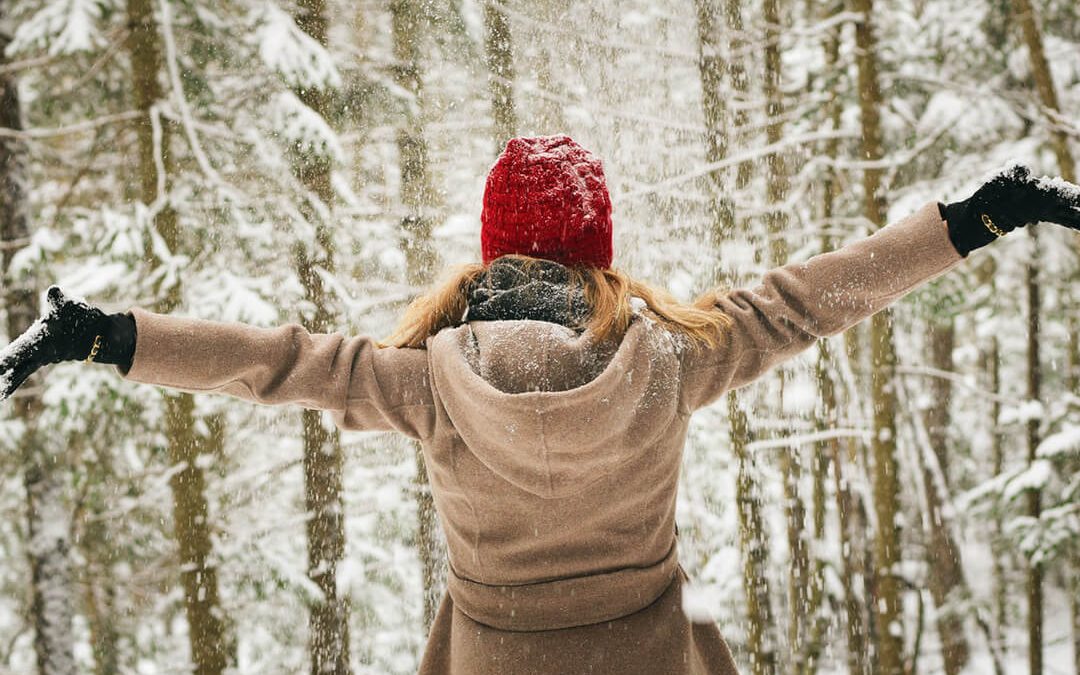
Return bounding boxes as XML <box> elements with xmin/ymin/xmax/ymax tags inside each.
<box><xmin>481</xmin><ymin>135</ymin><xmax>613</xmax><ymax>268</ymax></box>
<box><xmin>465</xmin><ymin>257</ymin><xmax>590</xmax><ymax>328</ymax></box>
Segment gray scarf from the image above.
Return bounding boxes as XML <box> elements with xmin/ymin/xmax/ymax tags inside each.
<box><xmin>466</xmin><ymin>258</ymin><xmax>591</xmax><ymax>329</ymax></box>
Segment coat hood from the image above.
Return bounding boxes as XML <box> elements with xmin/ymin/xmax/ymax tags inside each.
<box><xmin>427</xmin><ymin>317</ymin><xmax>682</xmax><ymax>499</ymax></box>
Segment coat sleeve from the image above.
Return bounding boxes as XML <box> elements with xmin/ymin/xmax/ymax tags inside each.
<box><xmin>121</xmin><ymin>308</ymin><xmax>436</xmax><ymax>439</ymax></box>
<box><xmin>680</xmin><ymin>201</ymin><xmax>964</xmax><ymax>411</ymax></box>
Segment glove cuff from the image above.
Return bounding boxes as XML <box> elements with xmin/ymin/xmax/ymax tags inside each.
<box><xmin>90</xmin><ymin>313</ymin><xmax>136</xmax><ymax>371</ymax></box>
<box><xmin>941</xmin><ymin>198</ymin><xmax>1000</xmax><ymax>257</ymax></box>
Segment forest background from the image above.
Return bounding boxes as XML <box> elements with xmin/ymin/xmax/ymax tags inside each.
<box><xmin>0</xmin><ymin>0</ymin><xmax>1077</xmax><ymax>674</ymax></box>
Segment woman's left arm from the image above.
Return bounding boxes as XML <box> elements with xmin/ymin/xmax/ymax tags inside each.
<box><xmin>680</xmin><ymin>165</ymin><xmax>1080</xmax><ymax>412</ymax></box>
<box><xmin>680</xmin><ymin>202</ymin><xmax>962</xmax><ymax>411</ymax></box>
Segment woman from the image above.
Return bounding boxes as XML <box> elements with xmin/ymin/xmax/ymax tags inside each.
<box><xmin>3</xmin><ymin>135</ymin><xmax>1080</xmax><ymax>674</ymax></box>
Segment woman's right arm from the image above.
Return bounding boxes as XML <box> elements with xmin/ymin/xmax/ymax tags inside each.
<box><xmin>121</xmin><ymin>309</ymin><xmax>435</xmax><ymax>438</ymax></box>
<box><xmin>0</xmin><ymin>291</ymin><xmax>434</xmax><ymax>439</ymax></box>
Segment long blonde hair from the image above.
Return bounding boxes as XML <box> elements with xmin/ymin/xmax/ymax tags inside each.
<box><xmin>380</xmin><ymin>254</ymin><xmax>733</xmax><ymax>349</ymax></box>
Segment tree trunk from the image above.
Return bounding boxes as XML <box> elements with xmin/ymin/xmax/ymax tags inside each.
<box><xmin>1072</xmin><ymin>565</ymin><xmax>1080</xmax><ymax>675</ymax></box>
<box><xmin>165</xmin><ymin>397</ymin><xmax>230</xmax><ymax>675</ymax></box>
<box><xmin>289</xmin><ymin>2</ymin><xmax>351</xmax><ymax>672</ymax></box>
<box><xmin>809</xmin><ymin>340</ymin><xmax>833</xmax><ymax>675</ymax></box>
<box><xmin>852</xmin><ymin>0</ymin><xmax>905</xmax><ymax>672</ymax></box>
<box><xmin>723</xmin><ymin>0</ymin><xmax>752</xmax><ymax>190</ymax></box>
<box><xmin>1009</xmin><ymin>8</ymin><xmax>1076</xmax><ymax>672</ymax></box>
<box><xmin>1026</xmin><ymin>229</ymin><xmax>1043</xmax><ymax>675</ymax></box>
<box><xmin>922</xmin><ymin>319</ymin><xmax>970</xmax><ymax>674</ymax></box>
<box><xmin>125</xmin><ymin>1</ymin><xmax>231</xmax><ymax>672</ymax></box>
<box><xmin>0</xmin><ymin>18</ymin><xmax>78</xmax><ymax>675</ymax></box>
<box><xmin>483</xmin><ymin>0</ymin><xmax>517</xmax><ymax>151</ymax></box>
<box><xmin>694</xmin><ymin>0</ymin><xmax>735</xmax><ymax>239</ymax></box>
<box><xmin>389</xmin><ymin>0</ymin><xmax>444</xmax><ymax>634</ymax></box>
<box><xmin>80</xmin><ymin>514</ymin><xmax>120</xmax><ymax>675</ymax></box>
<box><xmin>731</xmin><ymin>393</ymin><xmax>779</xmax><ymax>675</ymax></box>
<box><xmin>815</xmin><ymin>9</ymin><xmax>867</xmax><ymax>670</ymax></box>
<box><xmin>990</xmin><ymin>332</ymin><xmax>1007</xmax><ymax>651</ymax></box>
<box><xmin>695</xmin><ymin>3</ymin><xmax>777</xmax><ymax>672</ymax></box>
<box><xmin>1011</xmin><ymin>0</ymin><xmax>1076</xmax><ymax>184</ymax></box>
<box><xmin>758</xmin><ymin>3</ymin><xmax>812</xmax><ymax>671</ymax></box>
<box><xmin>532</xmin><ymin>0</ymin><xmax>567</xmax><ymax>134</ymax></box>
<box><xmin>972</xmin><ymin>255</ymin><xmax>1009</xmax><ymax>668</ymax></box>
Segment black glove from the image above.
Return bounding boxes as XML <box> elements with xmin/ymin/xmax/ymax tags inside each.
<box><xmin>0</xmin><ymin>287</ymin><xmax>136</xmax><ymax>401</ymax></box>
<box><xmin>939</xmin><ymin>164</ymin><xmax>1080</xmax><ymax>257</ymax></box>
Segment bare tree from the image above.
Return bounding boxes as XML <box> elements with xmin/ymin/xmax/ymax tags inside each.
<box><xmin>810</xmin><ymin>6</ymin><xmax>860</xmax><ymax>672</ymax></box>
<box><xmin>1011</xmin><ymin>0</ymin><xmax>1076</xmax><ymax>184</ymax></box>
<box><xmin>1008</xmin><ymin>6</ymin><xmax>1077</xmax><ymax>670</ymax></box>
<box><xmin>757</xmin><ymin>3</ymin><xmax>814</xmax><ymax>671</ymax></box>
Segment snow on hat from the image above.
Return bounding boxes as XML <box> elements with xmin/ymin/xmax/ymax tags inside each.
<box><xmin>481</xmin><ymin>135</ymin><xmax>613</xmax><ymax>268</ymax></box>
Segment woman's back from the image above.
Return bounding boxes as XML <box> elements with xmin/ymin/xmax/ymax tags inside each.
<box><xmin>424</xmin><ymin>316</ymin><xmax>687</xmax><ymax>628</ymax></box>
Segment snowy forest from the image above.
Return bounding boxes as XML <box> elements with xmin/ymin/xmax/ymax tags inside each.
<box><xmin>0</xmin><ymin>0</ymin><xmax>1078</xmax><ymax>673</ymax></box>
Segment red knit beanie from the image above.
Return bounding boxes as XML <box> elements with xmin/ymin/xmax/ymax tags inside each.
<box><xmin>481</xmin><ymin>135</ymin><xmax>613</xmax><ymax>268</ymax></box>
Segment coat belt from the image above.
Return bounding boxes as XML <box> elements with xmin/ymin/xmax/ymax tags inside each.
<box><xmin>446</xmin><ymin>542</ymin><xmax>679</xmax><ymax>632</ymax></box>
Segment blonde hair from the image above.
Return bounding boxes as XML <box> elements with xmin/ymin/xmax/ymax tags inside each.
<box><xmin>381</xmin><ymin>255</ymin><xmax>732</xmax><ymax>350</ymax></box>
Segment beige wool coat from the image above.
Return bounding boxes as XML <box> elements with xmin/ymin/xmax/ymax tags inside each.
<box><xmin>121</xmin><ymin>202</ymin><xmax>963</xmax><ymax>674</ymax></box>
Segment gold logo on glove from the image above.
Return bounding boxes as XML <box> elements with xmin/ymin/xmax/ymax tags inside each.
<box><xmin>981</xmin><ymin>213</ymin><xmax>1006</xmax><ymax>237</ymax></box>
<box><xmin>85</xmin><ymin>335</ymin><xmax>102</xmax><ymax>363</ymax></box>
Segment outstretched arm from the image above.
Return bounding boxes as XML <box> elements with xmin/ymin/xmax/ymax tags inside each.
<box><xmin>122</xmin><ymin>309</ymin><xmax>434</xmax><ymax>437</ymax></box>
<box><xmin>680</xmin><ymin>202</ymin><xmax>960</xmax><ymax>410</ymax></box>
<box><xmin>680</xmin><ymin>165</ymin><xmax>1080</xmax><ymax>411</ymax></box>
<box><xmin>0</xmin><ymin>292</ymin><xmax>435</xmax><ymax>439</ymax></box>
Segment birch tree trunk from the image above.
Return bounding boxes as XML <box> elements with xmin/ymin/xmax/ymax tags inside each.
<box><xmin>723</xmin><ymin>0</ymin><xmax>753</xmax><ymax>189</ymax></box>
<box><xmin>532</xmin><ymin>0</ymin><xmax>568</xmax><ymax>134</ymax></box>
<box><xmin>0</xmin><ymin>17</ymin><xmax>76</xmax><ymax>674</ymax></box>
<box><xmin>290</xmin><ymin>2</ymin><xmax>351</xmax><ymax>672</ymax></box>
<box><xmin>852</xmin><ymin>0</ymin><xmax>906</xmax><ymax>671</ymax></box>
<box><xmin>694</xmin><ymin>0</ymin><xmax>734</xmax><ymax>239</ymax></box>
<box><xmin>483</xmin><ymin>0</ymin><xmax>517</xmax><ymax>150</ymax></box>
<box><xmin>125</xmin><ymin>1</ymin><xmax>231</xmax><ymax>672</ymax></box>
<box><xmin>390</xmin><ymin>0</ymin><xmax>444</xmax><ymax>634</ymax></box>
